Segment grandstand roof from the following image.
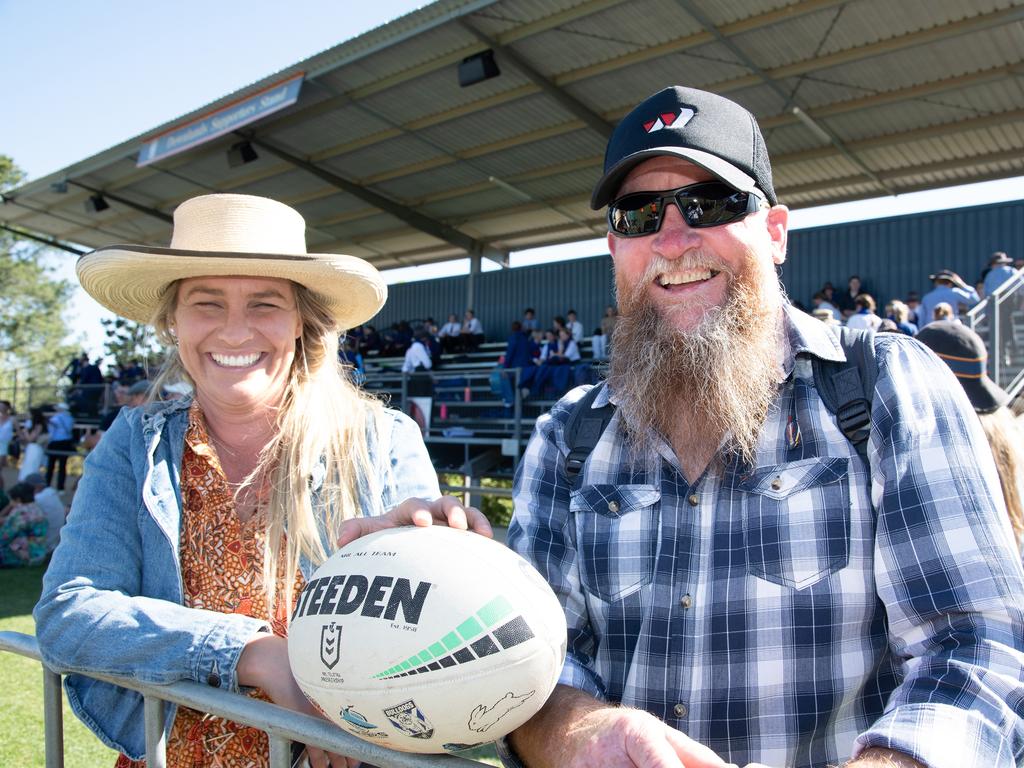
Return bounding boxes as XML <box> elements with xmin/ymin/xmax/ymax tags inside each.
<box><xmin>2</xmin><ymin>0</ymin><xmax>1022</xmax><ymax>269</ymax></box>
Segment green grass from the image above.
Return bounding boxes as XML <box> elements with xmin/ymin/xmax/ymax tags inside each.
<box><xmin>0</xmin><ymin>565</ymin><xmax>118</xmax><ymax>767</ymax></box>
<box><xmin>0</xmin><ymin>566</ymin><xmax>500</xmax><ymax>767</ymax></box>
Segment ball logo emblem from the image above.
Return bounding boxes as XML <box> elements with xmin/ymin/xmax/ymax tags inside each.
<box><xmin>320</xmin><ymin>622</ymin><xmax>342</xmax><ymax>670</ymax></box>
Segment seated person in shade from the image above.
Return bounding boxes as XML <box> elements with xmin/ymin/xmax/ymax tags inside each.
<box><xmin>531</xmin><ymin>328</ymin><xmax>581</xmax><ymax>398</ymax></box>
<box><xmin>0</xmin><ymin>481</ymin><xmax>48</xmax><ymax>567</ymax></box>
<box><xmin>21</xmin><ymin>472</ymin><xmax>66</xmax><ymax>554</ymax></box>
<box><xmin>460</xmin><ymin>309</ymin><xmax>485</xmax><ymax>351</ymax></box>
<box><xmin>438</xmin><ymin>313</ymin><xmax>462</xmax><ymax>353</ymax></box>
<box><xmin>845</xmin><ymin>293</ymin><xmax>881</xmax><ymax>331</ymax></box>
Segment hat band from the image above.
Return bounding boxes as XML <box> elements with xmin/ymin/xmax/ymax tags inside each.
<box><xmin>936</xmin><ymin>352</ymin><xmax>986</xmax><ymax>379</ymax></box>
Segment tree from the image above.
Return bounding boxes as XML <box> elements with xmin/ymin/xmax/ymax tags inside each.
<box><xmin>0</xmin><ymin>155</ymin><xmax>77</xmax><ymax>406</ymax></box>
<box><xmin>101</xmin><ymin>316</ymin><xmax>165</xmax><ymax>373</ymax></box>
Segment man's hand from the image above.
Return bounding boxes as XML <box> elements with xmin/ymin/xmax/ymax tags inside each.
<box><xmin>237</xmin><ymin>634</ymin><xmax>358</xmax><ymax>768</ymax></box>
<box><xmin>509</xmin><ymin>686</ymin><xmax>729</xmax><ymax>768</ymax></box>
<box><xmin>336</xmin><ymin>495</ymin><xmax>492</xmax><ymax>549</ymax></box>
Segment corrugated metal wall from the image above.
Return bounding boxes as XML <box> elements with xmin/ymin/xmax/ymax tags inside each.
<box><xmin>372</xmin><ymin>199</ymin><xmax>1024</xmax><ymax>338</ymax></box>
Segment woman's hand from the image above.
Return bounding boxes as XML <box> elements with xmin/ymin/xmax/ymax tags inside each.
<box><xmin>236</xmin><ymin>634</ymin><xmax>358</xmax><ymax>768</ymax></box>
<box><xmin>336</xmin><ymin>495</ymin><xmax>492</xmax><ymax>549</ymax></box>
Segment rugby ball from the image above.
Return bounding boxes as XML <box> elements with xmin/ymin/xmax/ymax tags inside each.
<box><xmin>287</xmin><ymin>525</ymin><xmax>566</xmax><ymax>753</ymax></box>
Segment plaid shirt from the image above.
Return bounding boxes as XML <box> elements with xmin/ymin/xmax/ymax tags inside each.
<box><xmin>505</xmin><ymin>305</ymin><xmax>1024</xmax><ymax>768</ymax></box>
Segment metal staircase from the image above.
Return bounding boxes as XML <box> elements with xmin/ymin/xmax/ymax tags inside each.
<box><xmin>967</xmin><ymin>271</ymin><xmax>1024</xmax><ymax>399</ymax></box>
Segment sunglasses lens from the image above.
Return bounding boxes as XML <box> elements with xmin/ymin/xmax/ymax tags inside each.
<box><xmin>608</xmin><ymin>194</ymin><xmax>662</xmax><ymax>236</ymax></box>
<box><xmin>683</xmin><ymin>187</ymin><xmax>753</xmax><ymax>227</ymax></box>
<box><xmin>608</xmin><ymin>183</ymin><xmax>758</xmax><ymax>236</ymax></box>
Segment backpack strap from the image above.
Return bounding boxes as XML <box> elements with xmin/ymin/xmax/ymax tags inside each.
<box><xmin>811</xmin><ymin>325</ymin><xmax>878</xmax><ymax>459</ymax></box>
<box><xmin>563</xmin><ymin>382</ymin><xmax>616</xmax><ymax>482</ymax></box>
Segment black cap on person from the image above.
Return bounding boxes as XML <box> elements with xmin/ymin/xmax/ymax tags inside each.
<box><xmin>591</xmin><ymin>86</ymin><xmax>777</xmax><ymax>209</ymax></box>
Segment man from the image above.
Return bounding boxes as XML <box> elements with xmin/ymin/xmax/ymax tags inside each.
<box><xmin>983</xmin><ymin>251</ymin><xmax>1017</xmax><ymax>299</ymax></box>
<box><xmin>834</xmin><ymin>274</ymin><xmax>864</xmax><ymax>319</ymax></box>
<box><xmin>918</xmin><ymin>269</ymin><xmax>979</xmax><ymax>328</ymax></box>
<box><xmin>522</xmin><ymin>308</ymin><xmax>540</xmax><ymax>332</ymax></box>
<box><xmin>438</xmin><ymin>313</ymin><xmax>462</xmax><ymax>353</ymax></box>
<box><xmin>460</xmin><ymin>309</ymin><xmax>485</xmax><ymax>351</ymax></box>
<box><xmin>504</xmin><ymin>86</ymin><xmax>1024</xmax><ymax>768</ymax></box>
<box><xmin>809</xmin><ymin>290</ymin><xmax>839</xmax><ymax>322</ymax></box>
<box><xmin>565</xmin><ymin>310</ymin><xmax>584</xmax><ymax>342</ymax></box>
<box><xmin>22</xmin><ymin>472</ymin><xmax>65</xmax><ymax>554</ymax></box>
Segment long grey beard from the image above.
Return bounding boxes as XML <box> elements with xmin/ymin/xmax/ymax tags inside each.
<box><xmin>607</xmin><ymin>263</ymin><xmax>782</xmax><ymax>468</ymax></box>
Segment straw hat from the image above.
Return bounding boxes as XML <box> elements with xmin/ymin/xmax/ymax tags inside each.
<box><xmin>76</xmin><ymin>194</ymin><xmax>387</xmax><ymax>328</ymax></box>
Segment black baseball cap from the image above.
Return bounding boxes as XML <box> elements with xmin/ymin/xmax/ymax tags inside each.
<box><xmin>591</xmin><ymin>86</ymin><xmax>777</xmax><ymax>209</ymax></box>
<box><xmin>915</xmin><ymin>322</ymin><xmax>1009</xmax><ymax>414</ymax></box>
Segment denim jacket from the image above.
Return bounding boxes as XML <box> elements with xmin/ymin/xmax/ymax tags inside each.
<box><xmin>33</xmin><ymin>397</ymin><xmax>440</xmax><ymax>759</ymax></box>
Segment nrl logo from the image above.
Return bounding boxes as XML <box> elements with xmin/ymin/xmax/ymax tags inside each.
<box><xmin>643</xmin><ymin>107</ymin><xmax>695</xmax><ymax>133</ymax></box>
<box><xmin>320</xmin><ymin>622</ymin><xmax>342</xmax><ymax>669</ymax></box>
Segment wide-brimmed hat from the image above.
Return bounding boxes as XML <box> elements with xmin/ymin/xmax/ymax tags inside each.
<box><xmin>991</xmin><ymin>251</ymin><xmax>1013</xmax><ymax>265</ymax></box>
<box><xmin>77</xmin><ymin>194</ymin><xmax>387</xmax><ymax>329</ymax></box>
<box><xmin>928</xmin><ymin>268</ymin><xmax>968</xmax><ymax>290</ymax></box>
<box><xmin>915</xmin><ymin>321</ymin><xmax>1009</xmax><ymax>413</ymax></box>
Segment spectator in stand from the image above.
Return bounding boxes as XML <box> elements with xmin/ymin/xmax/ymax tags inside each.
<box><xmin>0</xmin><ymin>481</ymin><xmax>48</xmax><ymax>567</ymax></box>
<box><xmin>591</xmin><ymin>328</ymin><xmax>608</xmax><ymax>361</ymax></box>
<box><xmin>501</xmin><ymin>321</ymin><xmax>539</xmax><ymax>407</ymax></box>
<box><xmin>932</xmin><ymin>302</ymin><xmax>956</xmax><ymax>323</ymax></box>
<box><xmin>566</xmin><ymin>310</ymin><xmax>584</xmax><ymax>342</ymax></box>
<box><xmin>339</xmin><ymin>336</ymin><xmax>365</xmax><ymax>384</ymax></box>
<box><xmin>551</xmin><ymin>315</ymin><xmax>567</xmax><ymax>337</ymax></box>
<box><xmin>22</xmin><ymin>472</ymin><xmax>66</xmax><ymax>554</ymax></box>
<box><xmin>919</xmin><ymin>269</ymin><xmax>979</xmax><ymax>328</ymax></box>
<box><xmin>460</xmin><ymin>309</ymin><xmax>484</xmax><ymax>351</ymax></box>
<box><xmin>810</xmin><ymin>290</ymin><xmax>840</xmax><ymax>322</ymax></box>
<box><xmin>834</xmin><ymin>274</ymin><xmax>864</xmax><ymax>319</ymax></box>
<box><xmin>811</xmin><ymin>307</ymin><xmax>839</xmax><ymax>326</ymax></box>
<box><xmin>600</xmin><ymin>304</ymin><xmax>618</xmax><ymax>339</ymax></box>
<box><xmin>884</xmin><ymin>300</ymin><xmax>918</xmax><ymax>336</ymax></box>
<box><xmin>916</xmin><ymin>322</ymin><xmax>1024</xmax><ymax>552</ymax></box>
<box><xmin>438</xmin><ymin>313</ymin><xmax>462</xmax><ymax>353</ymax></box>
<box><xmin>76</xmin><ymin>355</ymin><xmax>105</xmax><ymax>417</ymax></box>
<box><xmin>45</xmin><ymin>403</ymin><xmax>76</xmax><ymax>492</ymax></box>
<box><xmin>531</xmin><ymin>327</ymin><xmax>581</xmax><ymax>398</ymax></box>
<box><xmin>877</xmin><ymin>319</ymin><xmax>900</xmax><ymax>334</ymax></box>
<box><xmin>401</xmin><ymin>329</ymin><xmax>433</xmax><ymax>373</ymax></box>
<box><xmin>360</xmin><ymin>324</ymin><xmax>381</xmax><ymax>356</ymax></box>
<box><xmin>904</xmin><ymin>291</ymin><xmax>922</xmax><ymax>326</ymax></box>
<box><xmin>0</xmin><ymin>400</ymin><xmax>12</xmax><ymax>491</ymax></box>
<box><xmin>984</xmin><ymin>251</ymin><xmax>1017</xmax><ymax>299</ymax></box>
<box><xmin>521</xmin><ymin>308</ymin><xmax>539</xmax><ymax>332</ymax></box>
<box><xmin>17</xmin><ymin>408</ymin><xmax>47</xmax><ymax>482</ymax></box>
<box><xmin>845</xmin><ymin>293</ymin><xmax>882</xmax><ymax>331</ymax></box>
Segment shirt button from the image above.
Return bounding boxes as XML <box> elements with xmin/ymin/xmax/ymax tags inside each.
<box><xmin>207</xmin><ymin>673</ymin><xmax>221</xmax><ymax>688</ymax></box>
<box><xmin>607</xmin><ymin>500</ymin><xmax>620</xmax><ymax>513</ymax></box>
<box><xmin>771</xmin><ymin>477</ymin><xmax>782</xmax><ymax>490</ymax></box>
<box><xmin>673</xmin><ymin>703</ymin><xmax>688</xmax><ymax>718</ymax></box>
<box><xmin>687</xmin><ymin>494</ymin><xmax>698</xmax><ymax>506</ymax></box>
<box><xmin>680</xmin><ymin>594</ymin><xmax>692</xmax><ymax>609</ymax></box>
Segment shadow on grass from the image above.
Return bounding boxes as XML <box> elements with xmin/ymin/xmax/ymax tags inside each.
<box><xmin>0</xmin><ymin>564</ymin><xmax>46</xmax><ymax>621</ymax></box>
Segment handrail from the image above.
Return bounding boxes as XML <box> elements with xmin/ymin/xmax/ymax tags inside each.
<box><xmin>0</xmin><ymin>631</ymin><xmax>490</xmax><ymax>768</ymax></box>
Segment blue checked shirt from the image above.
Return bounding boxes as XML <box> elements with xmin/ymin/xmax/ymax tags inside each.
<box><xmin>504</xmin><ymin>304</ymin><xmax>1024</xmax><ymax>768</ymax></box>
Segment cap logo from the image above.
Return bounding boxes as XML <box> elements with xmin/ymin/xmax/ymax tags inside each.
<box><xmin>642</xmin><ymin>107</ymin><xmax>695</xmax><ymax>134</ymax></box>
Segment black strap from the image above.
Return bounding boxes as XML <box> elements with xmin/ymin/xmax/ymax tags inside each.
<box><xmin>563</xmin><ymin>382</ymin><xmax>615</xmax><ymax>481</ymax></box>
<box><xmin>811</xmin><ymin>325</ymin><xmax>877</xmax><ymax>459</ymax></box>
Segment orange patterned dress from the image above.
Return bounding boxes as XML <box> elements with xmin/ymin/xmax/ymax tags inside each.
<box><xmin>117</xmin><ymin>403</ymin><xmax>305</xmax><ymax>768</ymax></box>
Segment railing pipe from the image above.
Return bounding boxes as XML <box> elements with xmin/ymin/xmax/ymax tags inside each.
<box><xmin>0</xmin><ymin>631</ymin><xmax>488</xmax><ymax>768</ymax></box>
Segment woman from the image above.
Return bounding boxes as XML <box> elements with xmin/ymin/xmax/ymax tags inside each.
<box><xmin>34</xmin><ymin>194</ymin><xmax>488</xmax><ymax>768</ymax></box>
<box><xmin>16</xmin><ymin>407</ymin><xmax>47</xmax><ymax>482</ymax></box>
<box><xmin>0</xmin><ymin>481</ymin><xmax>48</xmax><ymax>566</ymax></box>
<box><xmin>916</xmin><ymin>322</ymin><xmax>1024</xmax><ymax>549</ymax></box>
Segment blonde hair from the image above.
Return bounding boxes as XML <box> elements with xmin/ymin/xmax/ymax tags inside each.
<box><xmin>150</xmin><ymin>281</ymin><xmax>385</xmax><ymax>615</ymax></box>
<box><xmin>979</xmin><ymin>407</ymin><xmax>1024</xmax><ymax>545</ymax></box>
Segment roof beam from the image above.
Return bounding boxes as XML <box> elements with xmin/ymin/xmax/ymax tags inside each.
<box><xmin>68</xmin><ymin>181</ymin><xmax>173</xmax><ymax>225</ymax></box>
<box><xmin>248</xmin><ymin>135</ymin><xmax>509</xmax><ymax>266</ymax></box>
<box><xmin>0</xmin><ymin>222</ymin><xmax>88</xmax><ymax>255</ymax></box>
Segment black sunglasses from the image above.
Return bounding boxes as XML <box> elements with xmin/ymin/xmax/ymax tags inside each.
<box><xmin>607</xmin><ymin>182</ymin><xmax>764</xmax><ymax>237</ymax></box>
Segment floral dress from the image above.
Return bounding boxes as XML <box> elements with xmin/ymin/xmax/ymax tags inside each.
<box><xmin>0</xmin><ymin>501</ymin><xmax>48</xmax><ymax>566</ymax></box>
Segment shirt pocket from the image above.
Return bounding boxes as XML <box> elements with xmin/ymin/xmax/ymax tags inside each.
<box><xmin>570</xmin><ymin>484</ymin><xmax>661</xmax><ymax>602</ymax></box>
<box><xmin>736</xmin><ymin>457</ymin><xmax>851</xmax><ymax>590</ymax></box>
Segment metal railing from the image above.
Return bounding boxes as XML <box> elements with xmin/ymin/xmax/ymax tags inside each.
<box><xmin>967</xmin><ymin>271</ymin><xmax>1024</xmax><ymax>398</ymax></box>
<box><xmin>0</xmin><ymin>631</ymin><xmax>490</xmax><ymax>768</ymax></box>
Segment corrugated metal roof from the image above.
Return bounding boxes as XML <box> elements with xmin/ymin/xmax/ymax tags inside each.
<box><xmin>3</xmin><ymin>0</ymin><xmax>1022</xmax><ymax>268</ymax></box>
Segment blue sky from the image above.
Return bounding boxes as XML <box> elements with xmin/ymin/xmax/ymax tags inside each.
<box><xmin>2</xmin><ymin>0</ymin><xmax>1022</xmax><ymax>358</ymax></box>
